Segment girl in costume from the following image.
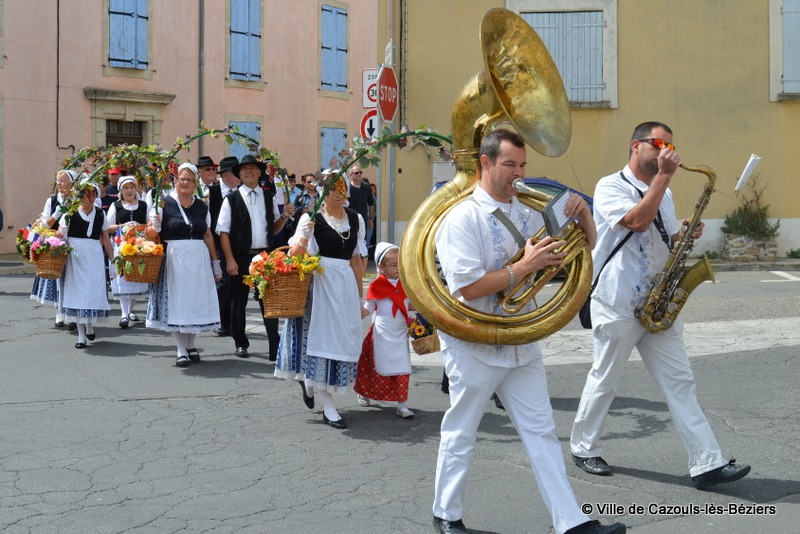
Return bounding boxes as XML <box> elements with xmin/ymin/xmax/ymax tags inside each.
<box><xmin>354</xmin><ymin>242</ymin><xmax>415</xmax><ymax>418</ymax></box>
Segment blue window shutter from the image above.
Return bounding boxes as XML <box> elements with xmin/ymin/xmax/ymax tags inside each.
<box><xmin>320</xmin><ymin>127</ymin><xmax>347</xmax><ymax>170</ymax></box>
<box><xmin>109</xmin><ymin>0</ymin><xmax>149</xmax><ymax>69</ymax></box>
<box><xmin>333</xmin><ymin>8</ymin><xmax>348</xmax><ymax>91</ymax></box>
<box><xmin>230</xmin><ymin>0</ymin><xmax>261</xmax><ymax>81</ymax></box>
<box><xmin>229</xmin><ymin>121</ymin><xmax>262</xmax><ymax>160</ymax></box>
<box><xmin>784</xmin><ymin>0</ymin><xmax>800</xmax><ymax>93</ymax></box>
<box><xmin>522</xmin><ymin>11</ymin><xmax>603</xmax><ymax>103</ymax></box>
<box><xmin>321</xmin><ymin>6</ymin><xmax>336</xmax><ymax>90</ymax></box>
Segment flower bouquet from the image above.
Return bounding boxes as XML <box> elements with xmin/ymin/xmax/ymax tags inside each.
<box><xmin>244</xmin><ymin>247</ymin><xmax>323</xmax><ymax>318</ymax></box>
<box><xmin>112</xmin><ymin>224</ymin><xmax>164</xmax><ymax>283</ymax></box>
<box><xmin>408</xmin><ymin>313</ymin><xmax>440</xmax><ymax>355</ymax></box>
<box><xmin>29</xmin><ymin>230</ymin><xmax>73</xmax><ymax>280</ymax></box>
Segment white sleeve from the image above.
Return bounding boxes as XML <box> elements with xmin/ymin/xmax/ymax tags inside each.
<box><xmin>288</xmin><ymin>213</ymin><xmax>318</xmax><ymax>255</ymax></box>
<box><xmin>354</xmin><ymin>213</ymin><xmax>367</xmax><ymax>257</ymax></box>
<box><xmin>216</xmin><ymin>197</ymin><xmax>232</xmax><ymax>235</ymax></box>
<box><xmin>106</xmin><ymin>203</ymin><xmax>118</xmax><ymax>226</ymax></box>
<box><xmin>41</xmin><ymin>197</ymin><xmax>53</xmax><ymax>220</ymax></box>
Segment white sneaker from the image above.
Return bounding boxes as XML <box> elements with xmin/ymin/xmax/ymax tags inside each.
<box><xmin>396</xmin><ymin>407</ymin><xmax>415</xmax><ymax>419</ymax></box>
<box><xmin>357</xmin><ymin>395</ymin><xmax>371</xmax><ymax>407</ymax></box>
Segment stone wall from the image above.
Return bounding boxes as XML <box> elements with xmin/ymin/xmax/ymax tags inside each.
<box><xmin>721</xmin><ymin>233</ymin><xmax>777</xmax><ymax>261</ymax></box>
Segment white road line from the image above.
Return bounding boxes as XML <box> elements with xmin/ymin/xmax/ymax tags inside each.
<box><xmin>762</xmin><ymin>271</ymin><xmax>800</xmax><ymax>282</ymax></box>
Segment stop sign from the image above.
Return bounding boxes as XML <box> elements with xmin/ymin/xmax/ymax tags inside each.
<box><xmin>377</xmin><ymin>66</ymin><xmax>398</xmax><ymax>123</ymax></box>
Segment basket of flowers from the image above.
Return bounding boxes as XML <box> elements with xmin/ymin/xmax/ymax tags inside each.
<box><xmin>245</xmin><ymin>247</ymin><xmax>324</xmax><ymax>318</ymax></box>
<box><xmin>29</xmin><ymin>231</ymin><xmax>73</xmax><ymax>280</ymax></box>
<box><xmin>409</xmin><ymin>313</ymin><xmax>440</xmax><ymax>355</ymax></box>
<box><xmin>113</xmin><ymin>224</ymin><xmax>164</xmax><ymax>283</ymax></box>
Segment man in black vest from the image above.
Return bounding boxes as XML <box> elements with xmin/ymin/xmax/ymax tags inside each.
<box><xmin>208</xmin><ymin>156</ymin><xmax>240</xmax><ymax>337</ymax></box>
<box><xmin>216</xmin><ymin>155</ymin><xmax>295</xmax><ymax>360</ymax></box>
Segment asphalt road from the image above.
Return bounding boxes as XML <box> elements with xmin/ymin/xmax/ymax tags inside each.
<box><xmin>1</xmin><ymin>268</ymin><xmax>798</xmax><ymax>534</ymax></box>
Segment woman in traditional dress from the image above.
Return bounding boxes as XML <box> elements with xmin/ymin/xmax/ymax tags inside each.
<box><xmin>354</xmin><ymin>242</ymin><xmax>415</xmax><ymax>418</ymax></box>
<box><xmin>106</xmin><ymin>175</ymin><xmax>149</xmax><ymax>328</ymax></box>
<box><xmin>31</xmin><ymin>169</ymin><xmax>76</xmax><ymax>328</ymax></box>
<box><xmin>275</xmin><ymin>170</ymin><xmax>368</xmax><ymax>429</ymax></box>
<box><xmin>57</xmin><ymin>179</ymin><xmax>115</xmax><ymax>348</ymax></box>
<box><xmin>145</xmin><ymin>163</ymin><xmax>222</xmax><ymax>367</ymax></box>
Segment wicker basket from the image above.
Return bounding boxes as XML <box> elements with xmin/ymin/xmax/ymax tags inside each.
<box><xmin>261</xmin><ymin>271</ymin><xmax>312</xmax><ymax>318</ymax></box>
<box><xmin>35</xmin><ymin>250</ymin><xmax>68</xmax><ymax>280</ymax></box>
<box><xmin>411</xmin><ymin>331</ymin><xmax>440</xmax><ymax>355</ymax></box>
<box><xmin>118</xmin><ymin>225</ymin><xmax>163</xmax><ymax>283</ymax></box>
<box><xmin>121</xmin><ymin>254</ymin><xmax>163</xmax><ymax>283</ymax></box>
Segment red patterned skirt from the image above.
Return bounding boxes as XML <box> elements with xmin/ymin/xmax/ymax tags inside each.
<box><xmin>354</xmin><ymin>325</ymin><xmax>410</xmax><ymax>402</ymax></box>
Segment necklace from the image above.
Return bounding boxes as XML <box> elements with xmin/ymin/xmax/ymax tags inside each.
<box><xmin>322</xmin><ymin>208</ymin><xmax>351</xmax><ymax>241</ymax></box>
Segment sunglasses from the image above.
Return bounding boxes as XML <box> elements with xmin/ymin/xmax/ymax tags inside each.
<box><xmin>638</xmin><ymin>138</ymin><xmax>676</xmax><ymax>151</ymax></box>
<box><xmin>350</xmin><ymin>171</ymin><xmax>363</xmax><ymax>175</ymax></box>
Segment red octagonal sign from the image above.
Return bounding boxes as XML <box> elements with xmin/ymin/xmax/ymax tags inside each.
<box><xmin>377</xmin><ymin>66</ymin><xmax>398</xmax><ymax>123</ymax></box>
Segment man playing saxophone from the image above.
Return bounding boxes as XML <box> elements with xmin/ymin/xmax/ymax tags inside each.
<box><xmin>570</xmin><ymin>121</ymin><xmax>750</xmax><ymax>490</ymax></box>
<box><xmin>433</xmin><ymin>129</ymin><xmax>625</xmax><ymax>534</ymax></box>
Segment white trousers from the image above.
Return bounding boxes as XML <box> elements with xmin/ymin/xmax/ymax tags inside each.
<box><xmin>433</xmin><ymin>348</ymin><xmax>589</xmax><ymax>534</ymax></box>
<box><xmin>570</xmin><ymin>299</ymin><xmax>727</xmax><ymax>477</ymax></box>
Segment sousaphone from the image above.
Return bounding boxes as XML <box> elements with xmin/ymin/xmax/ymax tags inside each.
<box><xmin>399</xmin><ymin>8</ymin><xmax>592</xmax><ymax>345</ymax></box>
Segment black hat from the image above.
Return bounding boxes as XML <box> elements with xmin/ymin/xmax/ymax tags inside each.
<box><xmin>218</xmin><ymin>156</ymin><xmax>239</xmax><ymax>174</ymax></box>
<box><xmin>196</xmin><ymin>155</ymin><xmax>217</xmax><ymax>168</ymax></box>
<box><xmin>232</xmin><ymin>154</ymin><xmax>267</xmax><ymax>178</ymax></box>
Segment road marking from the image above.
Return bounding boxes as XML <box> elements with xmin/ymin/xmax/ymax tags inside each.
<box><xmin>762</xmin><ymin>271</ymin><xmax>800</xmax><ymax>282</ymax></box>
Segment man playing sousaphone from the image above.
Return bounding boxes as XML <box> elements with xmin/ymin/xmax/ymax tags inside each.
<box><xmin>433</xmin><ymin>129</ymin><xmax>625</xmax><ymax>534</ymax></box>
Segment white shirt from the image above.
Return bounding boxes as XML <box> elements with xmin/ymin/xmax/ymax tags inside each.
<box><xmin>591</xmin><ymin>165</ymin><xmax>679</xmax><ymax>316</ymax></box>
<box><xmin>434</xmin><ymin>186</ymin><xmax>545</xmax><ymax>368</ymax></box>
<box><xmin>215</xmin><ymin>185</ymin><xmax>281</xmax><ymax>250</ymax></box>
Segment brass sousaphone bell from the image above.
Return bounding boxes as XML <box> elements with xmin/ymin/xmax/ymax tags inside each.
<box><xmin>399</xmin><ymin>8</ymin><xmax>592</xmax><ymax>345</ymax></box>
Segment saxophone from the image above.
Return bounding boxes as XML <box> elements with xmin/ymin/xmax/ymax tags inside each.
<box><xmin>634</xmin><ymin>164</ymin><xmax>717</xmax><ymax>333</ymax></box>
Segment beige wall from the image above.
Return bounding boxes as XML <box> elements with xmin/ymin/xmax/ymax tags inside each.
<box><xmin>379</xmin><ymin>0</ymin><xmax>800</xmax><ymax>254</ymax></box>
<box><xmin>0</xmin><ymin>0</ymin><xmax>377</xmax><ymax>253</ymax></box>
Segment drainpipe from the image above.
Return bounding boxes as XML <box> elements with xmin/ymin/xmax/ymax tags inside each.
<box><xmin>198</xmin><ymin>0</ymin><xmax>205</xmax><ymax>155</ymax></box>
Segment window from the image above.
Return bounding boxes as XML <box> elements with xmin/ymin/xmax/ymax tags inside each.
<box><xmin>771</xmin><ymin>0</ymin><xmax>800</xmax><ymax>100</ymax></box>
<box><xmin>320</xmin><ymin>4</ymin><xmax>348</xmax><ymax>93</ymax></box>
<box><xmin>108</xmin><ymin>0</ymin><xmax>148</xmax><ymax>70</ymax></box>
<box><xmin>106</xmin><ymin>120</ymin><xmax>144</xmax><ymax>146</ymax></box>
<box><xmin>228</xmin><ymin>120</ymin><xmax>261</xmax><ymax>160</ymax></box>
<box><xmin>508</xmin><ymin>0</ymin><xmax>617</xmax><ymax>108</ymax></box>
<box><xmin>230</xmin><ymin>0</ymin><xmax>262</xmax><ymax>82</ymax></box>
<box><xmin>320</xmin><ymin>126</ymin><xmax>347</xmax><ymax>170</ymax></box>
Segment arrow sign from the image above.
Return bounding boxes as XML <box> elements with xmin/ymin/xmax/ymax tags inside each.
<box><xmin>360</xmin><ymin>109</ymin><xmax>379</xmax><ymax>139</ymax></box>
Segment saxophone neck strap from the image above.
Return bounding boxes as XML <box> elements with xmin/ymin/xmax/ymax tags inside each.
<box><xmin>618</xmin><ymin>172</ymin><xmax>671</xmax><ymax>248</ymax></box>
<box><xmin>467</xmin><ymin>196</ymin><xmax>527</xmax><ymax>249</ymax></box>
<box><xmin>590</xmin><ymin>230</ymin><xmax>633</xmax><ymax>293</ymax></box>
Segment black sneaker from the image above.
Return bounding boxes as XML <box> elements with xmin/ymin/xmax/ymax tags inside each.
<box><xmin>565</xmin><ymin>520</ymin><xmax>626</xmax><ymax>534</ymax></box>
<box><xmin>692</xmin><ymin>459</ymin><xmax>751</xmax><ymax>490</ymax></box>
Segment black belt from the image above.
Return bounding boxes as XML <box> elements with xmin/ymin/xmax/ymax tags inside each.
<box><xmin>248</xmin><ymin>248</ymin><xmax>267</xmax><ymax>255</ymax></box>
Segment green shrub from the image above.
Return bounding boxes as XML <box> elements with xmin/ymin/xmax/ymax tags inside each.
<box><xmin>787</xmin><ymin>249</ymin><xmax>800</xmax><ymax>259</ymax></box>
<box><xmin>720</xmin><ymin>175</ymin><xmax>780</xmax><ymax>241</ymax></box>
<box><xmin>705</xmin><ymin>251</ymin><xmax>719</xmax><ymax>260</ymax></box>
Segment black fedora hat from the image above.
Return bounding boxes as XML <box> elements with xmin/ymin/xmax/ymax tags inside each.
<box><xmin>218</xmin><ymin>156</ymin><xmax>239</xmax><ymax>174</ymax></box>
<box><xmin>232</xmin><ymin>154</ymin><xmax>267</xmax><ymax>178</ymax></box>
<box><xmin>196</xmin><ymin>155</ymin><xmax>217</xmax><ymax>168</ymax></box>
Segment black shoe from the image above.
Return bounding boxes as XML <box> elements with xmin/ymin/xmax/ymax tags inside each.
<box><xmin>86</xmin><ymin>332</ymin><xmax>96</xmax><ymax>341</ymax></box>
<box><xmin>75</xmin><ymin>342</ymin><xmax>87</xmax><ymax>349</ymax></box>
<box><xmin>175</xmin><ymin>355</ymin><xmax>189</xmax><ymax>367</ymax></box>
<box><xmin>565</xmin><ymin>520</ymin><xmax>627</xmax><ymax>534</ymax></box>
<box><xmin>323</xmin><ymin>414</ymin><xmax>347</xmax><ymax>430</ymax></box>
<box><xmin>491</xmin><ymin>393</ymin><xmax>505</xmax><ymax>411</ymax></box>
<box><xmin>215</xmin><ymin>328</ymin><xmax>230</xmax><ymax>337</ymax></box>
<box><xmin>119</xmin><ymin>318</ymin><xmax>129</xmax><ymax>329</ymax></box>
<box><xmin>692</xmin><ymin>459</ymin><xmax>751</xmax><ymax>490</ymax></box>
<box><xmin>572</xmin><ymin>454</ymin><xmax>612</xmax><ymax>476</ymax></box>
<box><xmin>432</xmin><ymin>516</ymin><xmax>468</xmax><ymax>534</ymax></box>
<box><xmin>55</xmin><ymin>321</ymin><xmax>65</xmax><ymax>328</ymax></box>
<box><xmin>299</xmin><ymin>381</ymin><xmax>314</xmax><ymax>409</ymax></box>
<box><xmin>235</xmin><ymin>347</ymin><xmax>249</xmax><ymax>358</ymax></box>
<box><xmin>187</xmin><ymin>349</ymin><xmax>201</xmax><ymax>362</ymax></box>
<box><xmin>68</xmin><ymin>322</ymin><xmax>77</xmax><ymax>332</ymax></box>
